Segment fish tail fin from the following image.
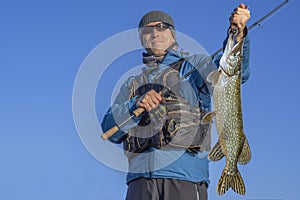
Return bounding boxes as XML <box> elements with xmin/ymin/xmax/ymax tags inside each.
<box><xmin>217</xmin><ymin>168</ymin><xmax>246</xmax><ymax>195</ymax></box>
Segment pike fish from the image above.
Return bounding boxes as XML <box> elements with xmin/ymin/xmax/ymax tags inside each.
<box><xmin>203</xmin><ymin>29</ymin><xmax>251</xmax><ymax>195</ymax></box>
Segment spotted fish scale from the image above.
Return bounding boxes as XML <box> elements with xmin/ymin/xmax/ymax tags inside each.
<box><xmin>203</xmin><ymin>31</ymin><xmax>251</xmax><ymax>195</ymax></box>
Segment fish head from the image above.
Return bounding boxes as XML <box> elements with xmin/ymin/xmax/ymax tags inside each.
<box><xmin>219</xmin><ymin>32</ymin><xmax>243</xmax><ymax>76</ymax></box>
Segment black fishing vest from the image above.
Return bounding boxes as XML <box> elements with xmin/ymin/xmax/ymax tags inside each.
<box><xmin>123</xmin><ymin>59</ymin><xmax>211</xmax><ymax>158</ymax></box>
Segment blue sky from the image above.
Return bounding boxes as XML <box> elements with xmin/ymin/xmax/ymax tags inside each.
<box><xmin>1</xmin><ymin>0</ymin><xmax>299</xmax><ymax>200</ymax></box>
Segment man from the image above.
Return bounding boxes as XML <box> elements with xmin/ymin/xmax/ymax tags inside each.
<box><xmin>101</xmin><ymin>4</ymin><xmax>250</xmax><ymax>200</ymax></box>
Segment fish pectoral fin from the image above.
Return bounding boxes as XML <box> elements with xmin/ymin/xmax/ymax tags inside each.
<box><xmin>238</xmin><ymin>137</ymin><xmax>251</xmax><ymax>165</ymax></box>
<box><xmin>207</xmin><ymin>70</ymin><xmax>220</xmax><ymax>85</ymax></box>
<box><xmin>208</xmin><ymin>141</ymin><xmax>224</xmax><ymax>161</ymax></box>
<box><xmin>201</xmin><ymin>111</ymin><xmax>215</xmax><ymax>123</ymax></box>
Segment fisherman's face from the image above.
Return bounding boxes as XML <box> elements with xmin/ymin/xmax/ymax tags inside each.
<box><xmin>140</xmin><ymin>21</ymin><xmax>175</xmax><ymax>56</ymax></box>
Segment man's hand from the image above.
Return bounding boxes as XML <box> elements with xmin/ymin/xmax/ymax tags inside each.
<box><xmin>136</xmin><ymin>90</ymin><xmax>163</xmax><ymax>112</ymax></box>
<box><xmin>230</xmin><ymin>4</ymin><xmax>251</xmax><ymax>41</ymax></box>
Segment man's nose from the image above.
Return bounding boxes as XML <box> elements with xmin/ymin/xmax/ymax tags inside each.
<box><xmin>151</xmin><ymin>28</ymin><xmax>160</xmax><ymax>37</ymax></box>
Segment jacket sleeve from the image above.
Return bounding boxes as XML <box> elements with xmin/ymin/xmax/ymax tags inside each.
<box><xmin>101</xmin><ymin>80</ymin><xmax>142</xmax><ymax>144</ymax></box>
<box><xmin>180</xmin><ymin>54</ymin><xmax>218</xmax><ymax>111</ymax></box>
<box><xmin>240</xmin><ymin>34</ymin><xmax>250</xmax><ymax>83</ymax></box>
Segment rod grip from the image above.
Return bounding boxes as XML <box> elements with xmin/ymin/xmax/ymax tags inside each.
<box><xmin>101</xmin><ymin>107</ymin><xmax>145</xmax><ymax>140</ymax></box>
<box><xmin>133</xmin><ymin>107</ymin><xmax>145</xmax><ymax>117</ymax></box>
<box><xmin>101</xmin><ymin>126</ymin><xmax>119</xmax><ymax>140</ymax></box>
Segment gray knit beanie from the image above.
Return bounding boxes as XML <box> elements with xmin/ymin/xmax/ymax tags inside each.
<box><xmin>138</xmin><ymin>10</ymin><xmax>175</xmax><ymax>28</ymax></box>
<box><xmin>138</xmin><ymin>10</ymin><xmax>176</xmax><ymax>39</ymax></box>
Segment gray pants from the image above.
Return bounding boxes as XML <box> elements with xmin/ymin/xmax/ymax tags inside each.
<box><xmin>125</xmin><ymin>178</ymin><xmax>208</xmax><ymax>200</ymax></box>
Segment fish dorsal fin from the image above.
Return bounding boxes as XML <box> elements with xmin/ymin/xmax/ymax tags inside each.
<box><xmin>207</xmin><ymin>70</ymin><xmax>221</xmax><ymax>86</ymax></box>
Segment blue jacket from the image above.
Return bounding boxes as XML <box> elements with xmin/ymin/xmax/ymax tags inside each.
<box><xmin>101</xmin><ymin>35</ymin><xmax>250</xmax><ymax>184</ymax></box>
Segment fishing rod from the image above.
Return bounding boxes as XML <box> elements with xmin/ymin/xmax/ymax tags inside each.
<box><xmin>101</xmin><ymin>0</ymin><xmax>290</xmax><ymax>140</ymax></box>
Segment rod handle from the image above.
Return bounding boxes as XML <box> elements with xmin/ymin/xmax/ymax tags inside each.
<box><xmin>101</xmin><ymin>126</ymin><xmax>119</xmax><ymax>140</ymax></box>
<box><xmin>101</xmin><ymin>107</ymin><xmax>145</xmax><ymax>140</ymax></box>
<box><xmin>133</xmin><ymin>107</ymin><xmax>145</xmax><ymax>117</ymax></box>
